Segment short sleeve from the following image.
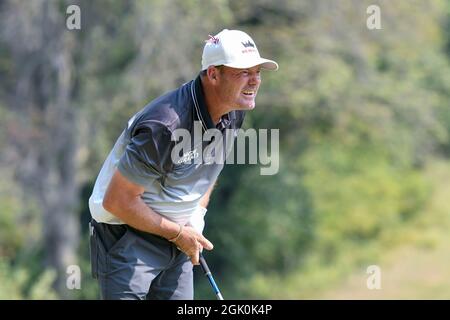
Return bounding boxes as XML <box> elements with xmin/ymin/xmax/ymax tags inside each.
<box><xmin>117</xmin><ymin>121</ymin><xmax>174</xmax><ymax>188</ymax></box>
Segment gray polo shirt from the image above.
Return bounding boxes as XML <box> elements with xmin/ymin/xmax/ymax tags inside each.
<box><xmin>88</xmin><ymin>75</ymin><xmax>245</xmax><ymax>225</ymax></box>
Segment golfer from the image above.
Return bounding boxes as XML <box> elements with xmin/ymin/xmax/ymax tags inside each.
<box><xmin>88</xmin><ymin>29</ymin><xmax>278</xmax><ymax>300</ymax></box>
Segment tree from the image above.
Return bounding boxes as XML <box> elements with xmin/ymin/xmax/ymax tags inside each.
<box><xmin>0</xmin><ymin>0</ymin><xmax>79</xmax><ymax>296</ymax></box>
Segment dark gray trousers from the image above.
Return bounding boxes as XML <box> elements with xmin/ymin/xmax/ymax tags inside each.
<box><xmin>89</xmin><ymin>219</ymin><xmax>193</xmax><ymax>300</ymax></box>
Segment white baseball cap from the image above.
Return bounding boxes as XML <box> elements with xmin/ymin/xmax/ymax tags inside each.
<box><xmin>201</xmin><ymin>29</ymin><xmax>279</xmax><ymax>71</ymax></box>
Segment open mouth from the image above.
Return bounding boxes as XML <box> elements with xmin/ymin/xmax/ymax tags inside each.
<box><xmin>242</xmin><ymin>90</ymin><xmax>255</xmax><ymax>97</ymax></box>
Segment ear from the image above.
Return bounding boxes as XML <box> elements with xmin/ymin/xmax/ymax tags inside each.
<box><xmin>207</xmin><ymin>66</ymin><xmax>218</xmax><ymax>82</ymax></box>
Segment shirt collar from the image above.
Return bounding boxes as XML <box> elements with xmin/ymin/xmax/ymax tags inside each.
<box><xmin>192</xmin><ymin>74</ymin><xmax>234</xmax><ymax>131</ymax></box>
<box><xmin>192</xmin><ymin>75</ymin><xmax>215</xmax><ymax>131</ymax></box>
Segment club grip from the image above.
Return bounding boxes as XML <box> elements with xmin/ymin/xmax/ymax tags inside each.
<box><xmin>199</xmin><ymin>253</ymin><xmax>211</xmax><ymax>275</ymax></box>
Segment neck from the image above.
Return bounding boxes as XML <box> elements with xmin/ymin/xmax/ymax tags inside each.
<box><xmin>200</xmin><ymin>76</ymin><xmax>229</xmax><ymax>125</ymax></box>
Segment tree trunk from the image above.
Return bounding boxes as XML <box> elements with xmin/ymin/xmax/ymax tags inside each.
<box><xmin>1</xmin><ymin>0</ymin><xmax>80</xmax><ymax>297</ymax></box>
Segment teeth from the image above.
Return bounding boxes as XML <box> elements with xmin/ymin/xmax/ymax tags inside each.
<box><xmin>243</xmin><ymin>91</ymin><xmax>254</xmax><ymax>95</ymax></box>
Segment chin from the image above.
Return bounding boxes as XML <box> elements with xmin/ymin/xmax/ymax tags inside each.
<box><xmin>236</xmin><ymin>101</ymin><xmax>256</xmax><ymax>110</ymax></box>
<box><xmin>235</xmin><ymin>104</ymin><xmax>255</xmax><ymax>111</ymax></box>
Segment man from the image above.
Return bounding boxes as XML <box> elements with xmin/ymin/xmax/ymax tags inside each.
<box><xmin>88</xmin><ymin>29</ymin><xmax>278</xmax><ymax>300</ymax></box>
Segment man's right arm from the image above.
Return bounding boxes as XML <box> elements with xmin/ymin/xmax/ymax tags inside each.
<box><xmin>102</xmin><ymin>168</ymin><xmax>213</xmax><ymax>265</ymax></box>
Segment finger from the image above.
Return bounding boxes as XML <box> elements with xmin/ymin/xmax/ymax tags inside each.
<box><xmin>197</xmin><ymin>236</ymin><xmax>213</xmax><ymax>250</ymax></box>
<box><xmin>191</xmin><ymin>249</ymin><xmax>199</xmax><ymax>265</ymax></box>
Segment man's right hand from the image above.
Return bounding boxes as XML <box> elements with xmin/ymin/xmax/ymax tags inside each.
<box><xmin>172</xmin><ymin>225</ymin><xmax>213</xmax><ymax>265</ymax></box>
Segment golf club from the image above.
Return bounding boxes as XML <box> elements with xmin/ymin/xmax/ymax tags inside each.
<box><xmin>199</xmin><ymin>252</ymin><xmax>224</xmax><ymax>300</ymax></box>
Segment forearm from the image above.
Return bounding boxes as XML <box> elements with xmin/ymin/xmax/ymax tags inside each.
<box><xmin>102</xmin><ymin>169</ymin><xmax>180</xmax><ymax>240</ymax></box>
<box><xmin>104</xmin><ymin>193</ymin><xmax>213</xmax><ymax>265</ymax></box>
<box><xmin>104</xmin><ymin>195</ymin><xmax>180</xmax><ymax>240</ymax></box>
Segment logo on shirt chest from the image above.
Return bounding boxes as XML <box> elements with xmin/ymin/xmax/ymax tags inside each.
<box><xmin>177</xmin><ymin>149</ymin><xmax>200</xmax><ymax>164</ymax></box>
<box><xmin>171</xmin><ymin>121</ymin><xmax>279</xmax><ymax>175</ymax></box>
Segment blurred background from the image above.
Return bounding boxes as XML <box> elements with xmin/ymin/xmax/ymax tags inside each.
<box><xmin>1</xmin><ymin>0</ymin><xmax>450</xmax><ymax>299</ymax></box>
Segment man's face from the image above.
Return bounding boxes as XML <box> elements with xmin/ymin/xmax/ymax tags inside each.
<box><xmin>216</xmin><ymin>65</ymin><xmax>262</xmax><ymax>110</ymax></box>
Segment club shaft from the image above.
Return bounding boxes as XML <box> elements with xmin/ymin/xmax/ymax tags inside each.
<box><xmin>199</xmin><ymin>254</ymin><xmax>224</xmax><ymax>300</ymax></box>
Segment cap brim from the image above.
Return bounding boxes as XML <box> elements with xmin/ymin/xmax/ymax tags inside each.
<box><xmin>224</xmin><ymin>57</ymin><xmax>279</xmax><ymax>71</ymax></box>
<box><xmin>258</xmin><ymin>58</ymin><xmax>279</xmax><ymax>71</ymax></box>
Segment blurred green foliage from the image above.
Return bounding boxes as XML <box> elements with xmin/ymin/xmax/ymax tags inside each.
<box><xmin>1</xmin><ymin>0</ymin><xmax>450</xmax><ymax>299</ymax></box>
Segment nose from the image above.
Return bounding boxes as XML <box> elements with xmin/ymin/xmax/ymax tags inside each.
<box><xmin>249</xmin><ymin>72</ymin><xmax>261</xmax><ymax>86</ymax></box>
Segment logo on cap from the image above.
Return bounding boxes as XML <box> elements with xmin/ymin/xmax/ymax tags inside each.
<box><xmin>241</xmin><ymin>40</ymin><xmax>255</xmax><ymax>48</ymax></box>
<box><xmin>206</xmin><ymin>35</ymin><xmax>220</xmax><ymax>45</ymax></box>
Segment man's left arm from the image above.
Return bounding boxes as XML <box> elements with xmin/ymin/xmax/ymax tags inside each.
<box><xmin>189</xmin><ymin>181</ymin><xmax>216</xmax><ymax>234</ymax></box>
<box><xmin>199</xmin><ymin>181</ymin><xmax>216</xmax><ymax>209</ymax></box>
